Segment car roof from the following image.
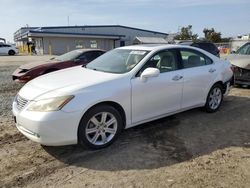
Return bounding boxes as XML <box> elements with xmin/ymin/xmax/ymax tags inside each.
<box><xmin>72</xmin><ymin>48</ymin><xmax>106</xmax><ymax>52</ymax></box>
<box><xmin>118</xmin><ymin>44</ymin><xmax>174</xmax><ymax>51</ymax></box>
<box><xmin>118</xmin><ymin>44</ymin><xmax>198</xmax><ymax>51</ymax></box>
<box><xmin>118</xmin><ymin>44</ymin><xmax>218</xmax><ymax>60</ymax></box>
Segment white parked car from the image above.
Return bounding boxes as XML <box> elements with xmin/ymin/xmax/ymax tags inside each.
<box><xmin>12</xmin><ymin>45</ymin><xmax>233</xmax><ymax>149</ymax></box>
<box><xmin>0</xmin><ymin>43</ymin><xmax>18</xmax><ymax>55</ymax></box>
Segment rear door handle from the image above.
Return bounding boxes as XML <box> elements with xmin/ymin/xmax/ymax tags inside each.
<box><xmin>209</xmin><ymin>68</ymin><xmax>216</xmax><ymax>73</ymax></box>
<box><xmin>172</xmin><ymin>75</ymin><xmax>183</xmax><ymax>81</ymax></box>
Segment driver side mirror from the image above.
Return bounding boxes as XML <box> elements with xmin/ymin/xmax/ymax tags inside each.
<box><xmin>231</xmin><ymin>50</ymin><xmax>236</xmax><ymax>54</ymax></box>
<box><xmin>140</xmin><ymin>68</ymin><xmax>160</xmax><ymax>82</ymax></box>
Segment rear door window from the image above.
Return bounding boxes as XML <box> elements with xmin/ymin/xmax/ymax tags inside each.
<box><xmin>180</xmin><ymin>49</ymin><xmax>213</xmax><ymax>68</ymax></box>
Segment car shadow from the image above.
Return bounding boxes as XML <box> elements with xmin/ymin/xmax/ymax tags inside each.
<box><xmin>43</xmin><ymin>95</ymin><xmax>250</xmax><ymax>171</ymax></box>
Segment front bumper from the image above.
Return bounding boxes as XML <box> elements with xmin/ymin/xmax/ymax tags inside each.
<box><xmin>12</xmin><ymin>72</ymin><xmax>31</xmax><ymax>83</ymax></box>
<box><xmin>235</xmin><ymin>79</ymin><xmax>250</xmax><ymax>86</ymax></box>
<box><xmin>223</xmin><ymin>76</ymin><xmax>234</xmax><ymax>96</ymax></box>
<box><xmin>12</xmin><ymin>100</ymin><xmax>83</xmax><ymax>146</ymax></box>
<box><xmin>12</xmin><ymin>75</ymin><xmax>29</xmax><ymax>83</ymax></box>
<box><xmin>234</xmin><ymin>67</ymin><xmax>250</xmax><ymax>86</ymax></box>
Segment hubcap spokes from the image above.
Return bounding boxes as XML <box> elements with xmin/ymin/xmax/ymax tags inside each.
<box><xmin>86</xmin><ymin>112</ymin><xmax>117</xmax><ymax>146</ymax></box>
<box><xmin>209</xmin><ymin>88</ymin><xmax>222</xmax><ymax>110</ymax></box>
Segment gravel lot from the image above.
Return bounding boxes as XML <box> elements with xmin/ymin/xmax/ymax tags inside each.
<box><xmin>0</xmin><ymin>55</ymin><xmax>250</xmax><ymax>188</ymax></box>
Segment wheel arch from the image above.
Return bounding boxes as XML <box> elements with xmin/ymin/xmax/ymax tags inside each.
<box><xmin>204</xmin><ymin>81</ymin><xmax>224</xmax><ymax>113</ymax></box>
<box><xmin>80</xmin><ymin>101</ymin><xmax>127</xmax><ymax>129</ymax></box>
<box><xmin>204</xmin><ymin>80</ymin><xmax>224</xmax><ymax>103</ymax></box>
<box><xmin>77</xmin><ymin>100</ymin><xmax>127</xmax><ymax>147</ymax></box>
<box><xmin>211</xmin><ymin>81</ymin><xmax>226</xmax><ymax>94</ymax></box>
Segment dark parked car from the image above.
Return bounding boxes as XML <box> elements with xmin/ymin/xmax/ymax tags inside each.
<box><xmin>12</xmin><ymin>49</ymin><xmax>105</xmax><ymax>83</ymax></box>
<box><xmin>226</xmin><ymin>42</ymin><xmax>250</xmax><ymax>87</ymax></box>
<box><xmin>179</xmin><ymin>41</ymin><xmax>220</xmax><ymax>57</ymax></box>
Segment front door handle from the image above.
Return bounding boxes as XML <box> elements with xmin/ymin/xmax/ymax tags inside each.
<box><xmin>172</xmin><ymin>75</ymin><xmax>183</xmax><ymax>81</ymax></box>
<box><xmin>209</xmin><ymin>68</ymin><xmax>216</xmax><ymax>73</ymax></box>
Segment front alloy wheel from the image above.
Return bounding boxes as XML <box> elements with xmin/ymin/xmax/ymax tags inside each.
<box><xmin>86</xmin><ymin>112</ymin><xmax>118</xmax><ymax>146</ymax></box>
<box><xmin>78</xmin><ymin>105</ymin><xmax>122</xmax><ymax>149</ymax></box>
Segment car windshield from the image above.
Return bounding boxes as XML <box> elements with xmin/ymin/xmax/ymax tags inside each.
<box><xmin>54</xmin><ymin>50</ymin><xmax>83</xmax><ymax>61</ymax></box>
<box><xmin>236</xmin><ymin>43</ymin><xmax>250</xmax><ymax>55</ymax></box>
<box><xmin>86</xmin><ymin>49</ymin><xmax>149</xmax><ymax>73</ymax></box>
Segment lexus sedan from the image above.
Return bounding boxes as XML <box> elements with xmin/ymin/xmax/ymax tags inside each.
<box><xmin>12</xmin><ymin>49</ymin><xmax>105</xmax><ymax>83</ymax></box>
<box><xmin>226</xmin><ymin>42</ymin><xmax>250</xmax><ymax>86</ymax></box>
<box><xmin>12</xmin><ymin>45</ymin><xmax>233</xmax><ymax>149</ymax></box>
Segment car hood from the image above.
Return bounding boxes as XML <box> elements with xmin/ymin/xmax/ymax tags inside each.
<box><xmin>19</xmin><ymin>60</ymin><xmax>59</xmax><ymax>69</ymax></box>
<box><xmin>18</xmin><ymin>66</ymin><xmax>122</xmax><ymax>100</ymax></box>
<box><xmin>225</xmin><ymin>54</ymin><xmax>250</xmax><ymax>70</ymax></box>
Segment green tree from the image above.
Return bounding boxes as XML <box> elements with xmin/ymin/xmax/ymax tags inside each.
<box><xmin>203</xmin><ymin>28</ymin><xmax>221</xmax><ymax>43</ymax></box>
<box><xmin>174</xmin><ymin>25</ymin><xmax>198</xmax><ymax>40</ymax></box>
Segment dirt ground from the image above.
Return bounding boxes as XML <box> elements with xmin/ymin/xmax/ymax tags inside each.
<box><xmin>0</xmin><ymin>55</ymin><xmax>250</xmax><ymax>188</ymax></box>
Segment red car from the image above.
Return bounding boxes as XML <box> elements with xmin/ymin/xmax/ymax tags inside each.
<box><xmin>12</xmin><ymin>49</ymin><xmax>105</xmax><ymax>83</ymax></box>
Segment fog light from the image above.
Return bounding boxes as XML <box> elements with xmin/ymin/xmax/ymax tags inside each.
<box><xmin>18</xmin><ymin>125</ymin><xmax>40</xmax><ymax>138</ymax></box>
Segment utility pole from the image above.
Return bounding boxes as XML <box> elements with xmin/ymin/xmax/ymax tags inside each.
<box><xmin>67</xmin><ymin>16</ymin><xmax>70</xmax><ymax>26</ymax></box>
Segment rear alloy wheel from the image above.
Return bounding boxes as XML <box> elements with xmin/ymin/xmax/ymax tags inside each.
<box><xmin>205</xmin><ymin>84</ymin><xmax>223</xmax><ymax>113</ymax></box>
<box><xmin>78</xmin><ymin>105</ymin><xmax>122</xmax><ymax>149</ymax></box>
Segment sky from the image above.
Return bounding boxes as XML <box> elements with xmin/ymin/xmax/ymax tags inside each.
<box><xmin>1</xmin><ymin>0</ymin><xmax>250</xmax><ymax>43</ymax></box>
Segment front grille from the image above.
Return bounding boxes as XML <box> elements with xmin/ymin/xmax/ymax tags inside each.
<box><xmin>16</xmin><ymin>95</ymin><xmax>29</xmax><ymax>111</ymax></box>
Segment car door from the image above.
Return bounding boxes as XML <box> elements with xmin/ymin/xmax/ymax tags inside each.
<box><xmin>131</xmin><ymin>49</ymin><xmax>183</xmax><ymax>124</ymax></box>
<box><xmin>2</xmin><ymin>44</ymin><xmax>11</xmax><ymax>54</ymax></box>
<box><xmin>179</xmin><ymin>48</ymin><xmax>218</xmax><ymax>109</ymax></box>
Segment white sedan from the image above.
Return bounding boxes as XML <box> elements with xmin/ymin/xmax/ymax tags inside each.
<box><xmin>0</xmin><ymin>43</ymin><xmax>18</xmax><ymax>55</ymax></box>
<box><xmin>12</xmin><ymin>45</ymin><xmax>233</xmax><ymax>149</ymax></box>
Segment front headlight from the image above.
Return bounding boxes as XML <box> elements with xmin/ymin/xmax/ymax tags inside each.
<box><xmin>27</xmin><ymin>95</ymin><xmax>74</xmax><ymax>112</ymax></box>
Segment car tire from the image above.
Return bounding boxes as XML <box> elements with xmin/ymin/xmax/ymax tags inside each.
<box><xmin>78</xmin><ymin>105</ymin><xmax>123</xmax><ymax>149</ymax></box>
<box><xmin>8</xmin><ymin>50</ymin><xmax>15</xmax><ymax>55</ymax></box>
<box><xmin>204</xmin><ymin>83</ymin><xmax>223</xmax><ymax>113</ymax></box>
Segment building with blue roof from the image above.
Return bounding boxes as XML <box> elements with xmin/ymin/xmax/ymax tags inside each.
<box><xmin>14</xmin><ymin>25</ymin><xmax>168</xmax><ymax>55</ymax></box>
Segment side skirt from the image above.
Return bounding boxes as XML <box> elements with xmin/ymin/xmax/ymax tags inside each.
<box><xmin>125</xmin><ymin>104</ymin><xmax>204</xmax><ymax>129</ymax></box>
